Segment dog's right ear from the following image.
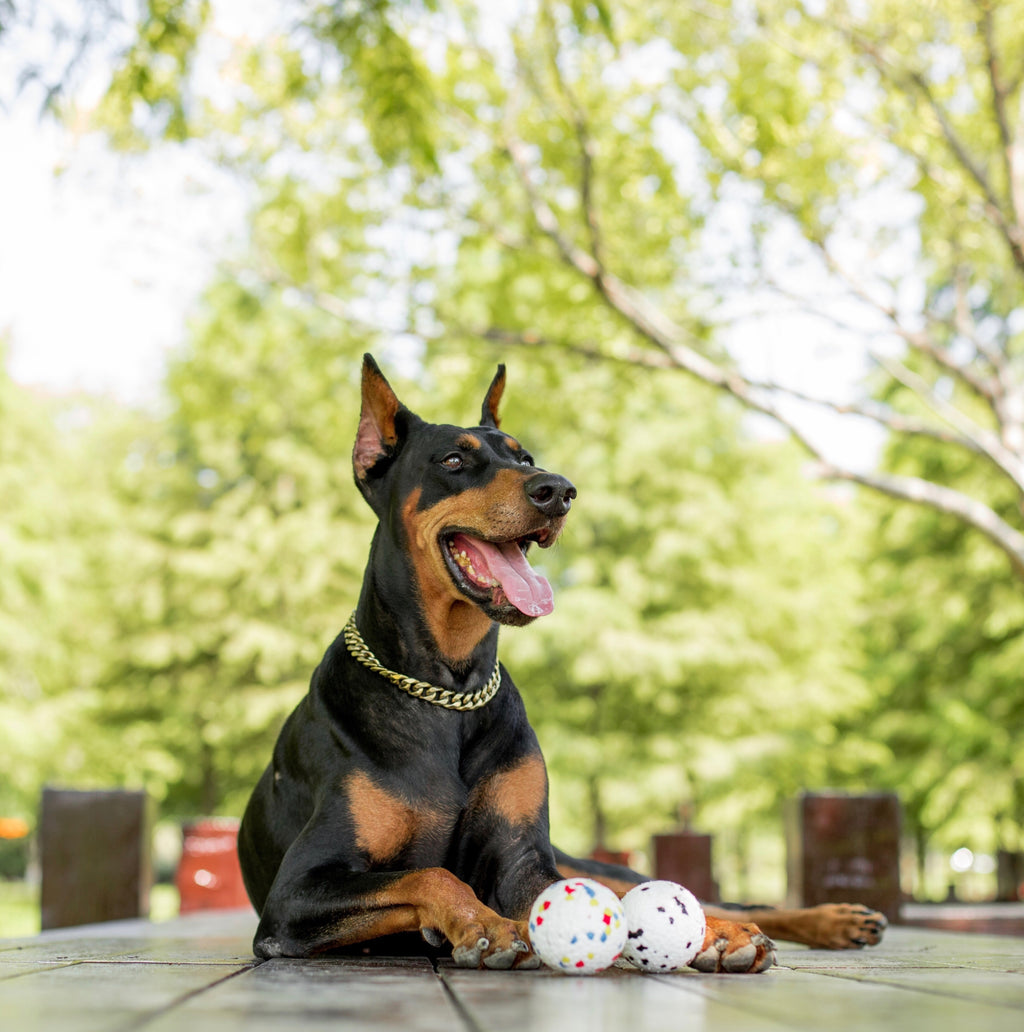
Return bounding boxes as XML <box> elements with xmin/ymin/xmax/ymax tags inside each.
<box><xmin>353</xmin><ymin>354</ymin><xmax>418</xmax><ymax>482</ymax></box>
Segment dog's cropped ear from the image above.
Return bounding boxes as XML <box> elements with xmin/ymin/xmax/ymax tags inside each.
<box><xmin>480</xmin><ymin>364</ymin><xmax>506</xmax><ymax>429</ymax></box>
<box><xmin>353</xmin><ymin>354</ymin><xmax>419</xmax><ymax>482</ymax></box>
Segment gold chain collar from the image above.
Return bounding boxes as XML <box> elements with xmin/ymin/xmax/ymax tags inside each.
<box><xmin>342</xmin><ymin>613</ymin><xmax>502</xmax><ymax>711</ymax></box>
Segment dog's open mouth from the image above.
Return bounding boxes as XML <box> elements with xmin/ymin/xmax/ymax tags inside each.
<box><xmin>443</xmin><ymin>531</ymin><xmax>554</xmax><ymax>618</ymax></box>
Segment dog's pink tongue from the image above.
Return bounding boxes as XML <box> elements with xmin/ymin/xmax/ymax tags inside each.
<box><xmin>455</xmin><ymin>534</ymin><xmax>554</xmax><ymax>617</ymax></box>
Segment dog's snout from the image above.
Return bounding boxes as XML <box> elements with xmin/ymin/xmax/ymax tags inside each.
<box><xmin>525</xmin><ymin>473</ymin><xmax>576</xmax><ymax>518</ymax></box>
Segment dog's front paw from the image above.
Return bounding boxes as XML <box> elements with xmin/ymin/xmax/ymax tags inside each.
<box><xmin>691</xmin><ymin>916</ymin><xmax>776</xmax><ymax>974</ymax></box>
<box><xmin>806</xmin><ymin>903</ymin><xmax>887</xmax><ymax>949</ymax></box>
<box><xmin>451</xmin><ymin>918</ymin><xmax>538</xmax><ymax>970</ymax></box>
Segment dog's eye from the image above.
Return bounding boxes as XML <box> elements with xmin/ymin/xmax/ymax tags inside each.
<box><xmin>520</xmin><ymin>454</ymin><xmax>535</xmax><ymax>466</ymax></box>
<box><xmin>441</xmin><ymin>453</ymin><xmax>464</xmax><ymax>471</ymax></box>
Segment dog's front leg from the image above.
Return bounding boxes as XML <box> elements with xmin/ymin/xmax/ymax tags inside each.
<box><xmin>450</xmin><ymin>750</ymin><xmax>564</xmax><ymax>925</ymax></box>
<box><xmin>252</xmin><ymin>819</ymin><xmax>537</xmax><ymax>969</ymax></box>
<box><xmin>255</xmin><ymin>864</ymin><xmax>534</xmax><ymax>968</ymax></box>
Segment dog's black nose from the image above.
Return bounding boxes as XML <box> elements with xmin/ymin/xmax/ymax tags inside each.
<box><xmin>525</xmin><ymin>473</ymin><xmax>577</xmax><ymax>518</ymax></box>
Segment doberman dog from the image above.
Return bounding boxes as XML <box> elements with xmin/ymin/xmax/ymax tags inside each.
<box><xmin>237</xmin><ymin>354</ymin><xmax>887</xmax><ymax>973</ymax></box>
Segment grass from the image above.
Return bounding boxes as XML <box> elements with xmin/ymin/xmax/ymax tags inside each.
<box><xmin>0</xmin><ymin>880</ymin><xmax>40</xmax><ymax>938</ymax></box>
<box><xmin>0</xmin><ymin>882</ymin><xmax>181</xmax><ymax>938</ymax></box>
<box><xmin>150</xmin><ymin>884</ymin><xmax>181</xmax><ymax>922</ymax></box>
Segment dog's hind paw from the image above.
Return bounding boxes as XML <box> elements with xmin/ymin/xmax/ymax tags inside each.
<box><xmin>805</xmin><ymin>903</ymin><xmax>888</xmax><ymax>949</ymax></box>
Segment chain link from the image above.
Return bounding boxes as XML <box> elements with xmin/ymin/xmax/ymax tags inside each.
<box><xmin>342</xmin><ymin>613</ymin><xmax>502</xmax><ymax>711</ymax></box>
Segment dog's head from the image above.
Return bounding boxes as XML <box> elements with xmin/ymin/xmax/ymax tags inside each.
<box><xmin>352</xmin><ymin>353</ymin><xmax>575</xmax><ymax>631</ymax></box>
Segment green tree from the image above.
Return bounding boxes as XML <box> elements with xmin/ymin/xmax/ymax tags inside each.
<box><xmin>83</xmin><ymin>285</ymin><xmax>378</xmax><ymax>817</ymax></box>
<box><xmin>852</xmin><ymin>430</ymin><xmax>1024</xmax><ymax>880</ymax></box>
<box><xmin>14</xmin><ymin>0</ymin><xmax>1024</xmax><ymax>575</ymax></box>
<box><xmin>14</xmin><ymin>0</ymin><xmax>1024</xmax><ymax>858</ymax></box>
<box><xmin>0</xmin><ymin>354</ymin><xmax>155</xmax><ymax>817</ymax></box>
<box><xmin>488</xmin><ymin>357</ymin><xmax>867</xmax><ymax>859</ymax></box>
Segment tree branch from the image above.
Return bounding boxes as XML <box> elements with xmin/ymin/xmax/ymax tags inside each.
<box><xmin>487</xmin><ymin>324</ymin><xmax>985</xmax><ymax>453</ymax></box>
<box><xmin>819</xmin><ymin>463</ymin><xmax>1024</xmax><ymax>579</ymax></box>
<box><xmin>501</xmin><ymin>122</ymin><xmax>1024</xmax><ymax>573</ymax></box>
<box><xmin>843</xmin><ymin>24</ymin><xmax>1024</xmax><ymax>272</ymax></box>
<box><xmin>540</xmin><ymin>7</ymin><xmax>605</xmax><ymax>272</ymax></box>
<box><xmin>488</xmin><ymin>322</ymin><xmax>1024</xmax><ymax>575</ymax></box>
<box><xmin>975</xmin><ymin>0</ymin><xmax>1023</xmax><ymax>225</ymax></box>
<box><xmin>862</xmin><ymin>347</ymin><xmax>1024</xmax><ymax>491</ymax></box>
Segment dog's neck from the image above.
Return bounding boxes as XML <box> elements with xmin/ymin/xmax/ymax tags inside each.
<box><xmin>354</xmin><ymin>535</ymin><xmax>500</xmax><ymax>693</ymax></box>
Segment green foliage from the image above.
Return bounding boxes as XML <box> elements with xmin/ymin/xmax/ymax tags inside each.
<box><xmin>489</xmin><ymin>360</ymin><xmax>867</xmax><ymax>852</ymax></box>
<box><xmin>854</xmin><ymin>431</ymin><xmax>1024</xmax><ymax>855</ymax></box>
<box><xmin>86</xmin><ymin>287</ymin><xmax>380</xmax><ymax>817</ymax></box>
<box><xmin>95</xmin><ymin>0</ymin><xmax>211</xmax><ymax>147</ymax></box>
<box><xmin>6</xmin><ymin>0</ymin><xmax>1024</xmax><ymax>874</ymax></box>
<box><xmin>0</xmin><ymin>353</ymin><xmax>152</xmax><ymax>816</ymax></box>
<box><xmin>308</xmin><ymin>0</ymin><xmax>441</xmax><ymax>171</ymax></box>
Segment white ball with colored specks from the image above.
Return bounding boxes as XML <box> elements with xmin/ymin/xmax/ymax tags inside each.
<box><xmin>527</xmin><ymin>878</ymin><xmax>627</xmax><ymax>974</ymax></box>
<box><xmin>621</xmin><ymin>881</ymin><xmax>707</xmax><ymax>972</ymax></box>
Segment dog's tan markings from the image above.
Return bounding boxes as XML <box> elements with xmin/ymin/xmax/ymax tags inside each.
<box><xmin>402</xmin><ymin>471</ymin><xmax>566</xmax><ymax>663</ymax></box>
<box><xmin>403</xmin><ymin>488</ymin><xmax>493</xmax><ymax>662</ymax></box>
<box><xmin>705</xmin><ymin>903</ymin><xmax>888</xmax><ymax>949</ymax></box>
<box><xmin>456</xmin><ymin>433</ymin><xmax>482</xmax><ymax>450</ymax></box>
<box><xmin>472</xmin><ymin>753</ymin><xmax>548</xmax><ymax>825</ymax></box>
<box><xmin>503</xmin><ymin>436</ymin><xmax>520</xmax><ymax>451</ymax></box>
<box><xmin>346</xmin><ymin>771</ymin><xmax>430</xmax><ymax>864</ymax></box>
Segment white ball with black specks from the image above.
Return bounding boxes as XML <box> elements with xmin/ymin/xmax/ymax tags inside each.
<box><xmin>528</xmin><ymin>878</ymin><xmax>627</xmax><ymax>974</ymax></box>
<box><xmin>621</xmin><ymin>880</ymin><xmax>706</xmax><ymax>972</ymax></box>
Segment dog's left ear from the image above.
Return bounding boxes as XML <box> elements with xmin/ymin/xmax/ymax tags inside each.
<box><xmin>480</xmin><ymin>364</ymin><xmax>506</xmax><ymax>428</ymax></box>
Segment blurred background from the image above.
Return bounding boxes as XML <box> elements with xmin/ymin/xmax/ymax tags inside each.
<box><xmin>2</xmin><ymin>0</ymin><xmax>1023</xmax><ymax>934</ymax></box>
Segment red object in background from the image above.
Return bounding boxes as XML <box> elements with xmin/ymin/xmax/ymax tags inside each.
<box><xmin>175</xmin><ymin>818</ymin><xmax>250</xmax><ymax>912</ymax></box>
<box><xmin>590</xmin><ymin>847</ymin><xmax>632</xmax><ymax>867</ymax></box>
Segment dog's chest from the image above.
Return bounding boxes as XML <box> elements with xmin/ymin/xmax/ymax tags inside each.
<box><xmin>343</xmin><ymin>768</ymin><xmax>464</xmax><ymax>867</ymax></box>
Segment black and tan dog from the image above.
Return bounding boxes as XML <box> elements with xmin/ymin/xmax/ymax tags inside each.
<box><xmin>237</xmin><ymin>355</ymin><xmax>886</xmax><ymax>972</ymax></box>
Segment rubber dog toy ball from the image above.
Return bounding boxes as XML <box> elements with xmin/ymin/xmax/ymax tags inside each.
<box><xmin>621</xmin><ymin>881</ymin><xmax>706</xmax><ymax>972</ymax></box>
<box><xmin>528</xmin><ymin>878</ymin><xmax>627</xmax><ymax>974</ymax></box>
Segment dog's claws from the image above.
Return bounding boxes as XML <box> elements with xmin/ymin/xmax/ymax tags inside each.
<box><xmin>691</xmin><ymin>938</ymin><xmax>729</xmax><ymax>972</ymax></box>
<box><xmin>722</xmin><ymin>943</ymin><xmax>757</xmax><ymax>972</ymax></box>
<box><xmin>754</xmin><ymin>949</ymin><xmax>777</xmax><ymax>973</ymax></box>
<box><xmin>691</xmin><ymin>930</ymin><xmax>775</xmax><ymax>974</ymax></box>
<box><xmin>456</xmin><ymin>935</ymin><xmax>537</xmax><ymax>970</ymax></box>
<box><xmin>751</xmin><ymin>933</ymin><xmax>776</xmax><ymax>971</ymax></box>
<box><xmin>453</xmin><ymin>936</ymin><xmax>491</xmax><ymax>968</ymax></box>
